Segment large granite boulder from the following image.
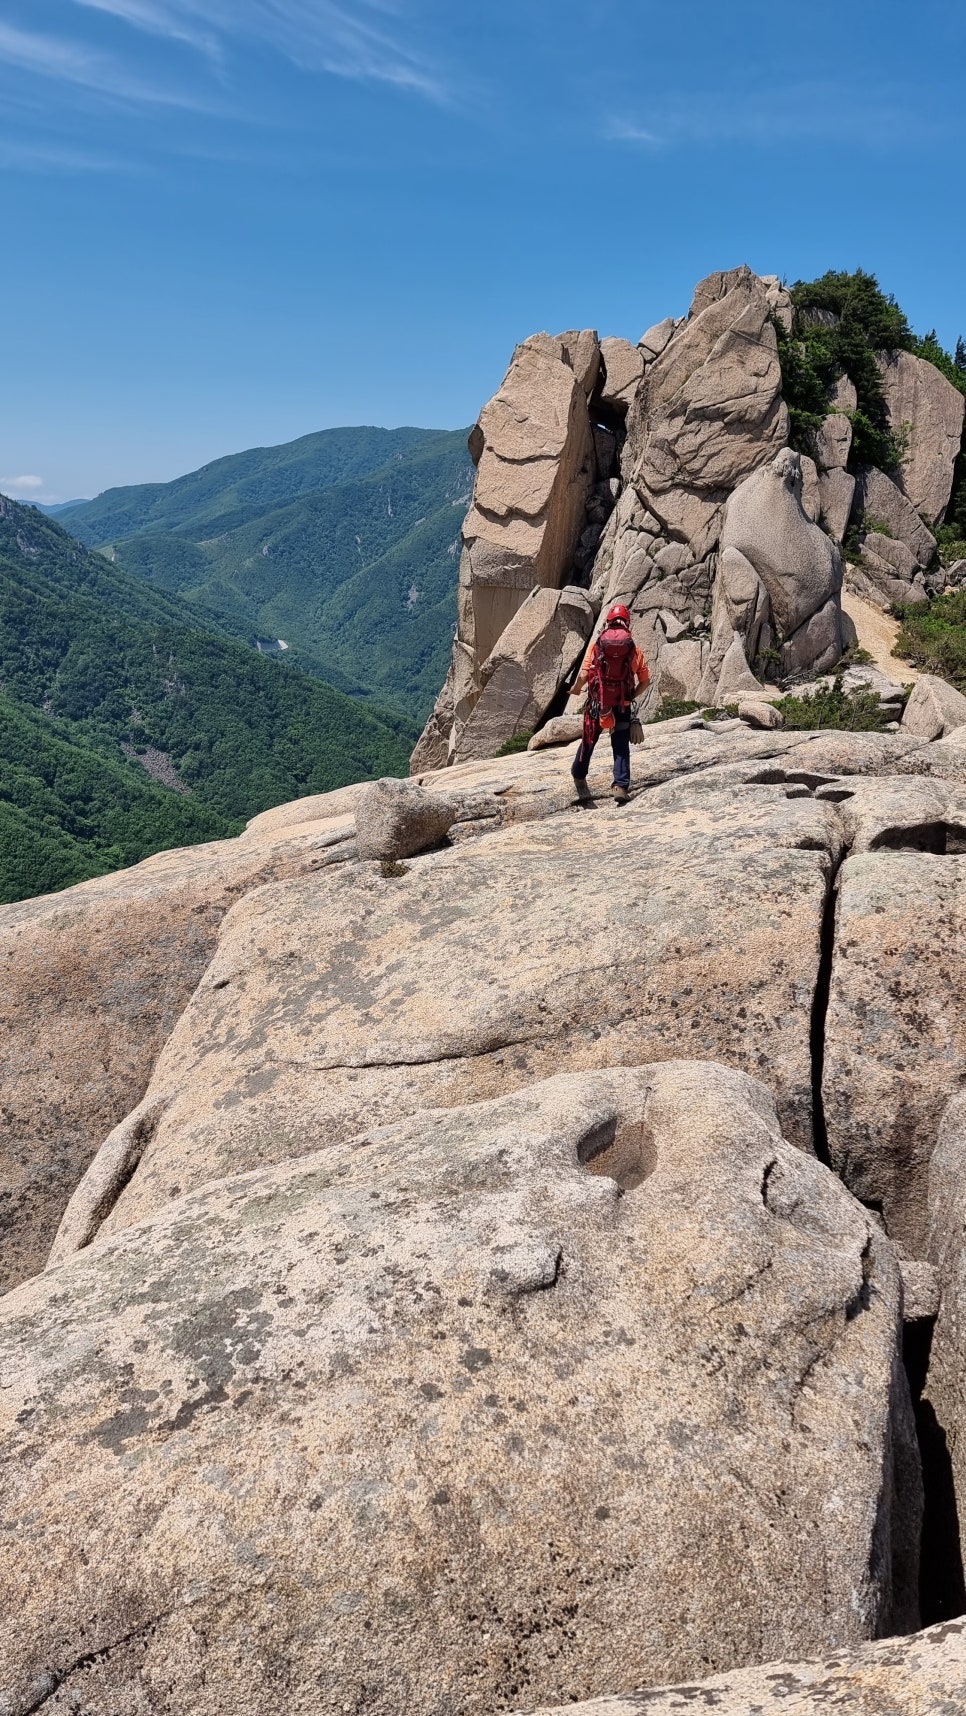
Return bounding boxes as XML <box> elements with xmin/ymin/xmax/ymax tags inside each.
<box><xmin>519</xmin><ymin>1622</ymin><xmax>966</xmax><ymax>1715</ymax></box>
<box><xmin>598</xmin><ymin>335</ymin><xmax>645</xmax><ymax>414</ymax></box>
<box><xmin>461</xmin><ymin>332</ymin><xmax>598</xmax><ymax>664</ymax></box>
<box><xmin>877</xmin><ymin>349</ymin><xmax>965</xmax><ymax>525</ymax></box>
<box><xmin>3</xmin><ymin>1064</ymin><xmax>919</xmax><ymax>1715</ymax></box>
<box><xmin>452</xmin><ymin>584</ymin><xmax>595</xmax><ymax>761</ymax></box>
<box><xmin>901</xmin><ymin>672</ymin><xmax>966</xmax><ymax>741</ymax></box>
<box><xmin>702</xmin><ymin>448</ymin><xmax>844</xmax><ymax>698</ymax></box>
<box><xmin>622</xmin><ymin>266</ymin><xmax>789</xmax><ymax>559</ymax></box>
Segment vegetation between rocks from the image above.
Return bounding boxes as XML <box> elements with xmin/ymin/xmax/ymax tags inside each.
<box><xmin>894</xmin><ymin>591</ymin><xmax>966</xmax><ymax>690</ymax></box>
<box><xmin>774</xmin><ymin>670</ymin><xmax>897</xmax><ymax>731</ymax></box>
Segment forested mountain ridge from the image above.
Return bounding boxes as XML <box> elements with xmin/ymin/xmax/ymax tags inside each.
<box><xmin>0</xmin><ymin>496</ymin><xmax>414</xmax><ymax>902</ymax></box>
<box><xmin>59</xmin><ymin>426</ymin><xmax>475</xmax><ymax>720</ymax></box>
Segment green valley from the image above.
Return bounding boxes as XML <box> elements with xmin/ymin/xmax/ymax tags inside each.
<box><xmin>60</xmin><ymin>425</ymin><xmax>475</xmax><ymax>722</ymax></box>
<box><xmin>0</xmin><ymin>496</ymin><xmax>415</xmax><ymax>903</ymax></box>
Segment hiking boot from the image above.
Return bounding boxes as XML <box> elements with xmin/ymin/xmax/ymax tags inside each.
<box><xmin>572</xmin><ymin>776</ymin><xmax>592</xmax><ymax>804</ymax></box>
<box><xmin>611</xmin><ymin>783</ymin><xmax>629</xmax><ymax>804</ymax></box>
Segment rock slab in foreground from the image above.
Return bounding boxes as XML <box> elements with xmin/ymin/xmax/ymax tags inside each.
<box><xmin>1</xmin><ymin>1063</ymin><xmax>920</xmax><ymax>1715</ymax></box>
<box><xmin>68</xmin><ymin>780</ymin><xmax>844</xmax><ymax>1237</ymax></box>
<box><xmin>516</xmin><ymin>1620</ymin><xmax>966</xmax><ymax>1715</ymax></box>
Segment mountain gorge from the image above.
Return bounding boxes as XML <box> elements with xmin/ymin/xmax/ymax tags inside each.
<box><xmin>59</xmin><ymin>425</ymin><xmax>475</xmax><ymax>719</ymax></box>
<box><xmin>0</xmin><ymin>496</ymin><xmax>414</xmax><ymax>901</ymax></box>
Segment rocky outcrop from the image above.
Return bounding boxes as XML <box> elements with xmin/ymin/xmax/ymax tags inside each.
<box><xmin>519</xmin><ymin>1622</ymin><xmax>966</xmax><ymax>1715</ymax></box>
<box><xmin>3</xmin><ymin>1063</ymin><xmax>920</xmax><ymax>1715</ymax></box>
<box><xmin>877</xmin><ymin>348</ymin><xmax>965</xmax><ymax>524</ymax></box>
<box><xmin>853</xmin><ymin>464</ymin><xmax>937</xmax><ymax>568</ymax></box>
<box><xmin>702</xmin><ymin>447</ymin><xmax>843</xmax><ymax>698</ymax></box>
<box><xmin>413</xmin><ymin>330</ymin><xmax>603</xmax><ymax>765</ymax></box>
<box><xmin>623</xmin><ymin>265</ymin><xmax>788</xmax><ymax>559</ymax></box>
<box><xmin>901</xmin><ymin>672</ymin><xmax>966</xmax><ymax>741</ymax></box>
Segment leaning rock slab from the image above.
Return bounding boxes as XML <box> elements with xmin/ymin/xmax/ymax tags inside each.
<box><xmin>453</xmin><ymin>584</ymin><xmax>594</xmax><ymax>761</ymax></box>
<box><xmin>713</xmin><ymin>447</ymin><xmax>844</xmax><ymax>683</ymax></box>
<box><xmin>853</xmin><ymin>465</ymin><xmax>937</xmax><ymax>568</ymax></box>
<box><xmin>518</xmin><ymin>1621</ymin><xmax>966</xmax><ymax>1716</ymax></box>
<box><xmin>354</xmin><ymin>777</ymin><xmax>458</xmax><ymax>860</ymax></box>
<box><xmin>3</xmin><ymin>1063</ymin><xmax>920</xmax><ymax>1715</ymax></box>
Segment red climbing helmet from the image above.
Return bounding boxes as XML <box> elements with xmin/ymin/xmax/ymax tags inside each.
<box><xmin>606</xmin><ymin>603</ymin><xmax>631</xmax><ymax>628</ymax></box>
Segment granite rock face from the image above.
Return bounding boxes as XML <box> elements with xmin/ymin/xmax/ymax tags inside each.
<box><xmin>704</xmin><ymin>448</ymin><xmax>843</xmax><ymax>697</ymax></box>
<box><xmin>922</xmin><ymin>1096</ymin><xmax>966</xmax><ymax>1589</ymax></box>
<box><xmin>877</xmin><ymin>348</ymin><xmax>965</xmax><ymax>524</ymax></box>
<box><xmin>2</xmin><ymin>1063</ymin><xmax>920</xmax><ymax>1716</ymax></box>
<box><xmin>822</xmin><ymin>784</ymin><xmax>966</xmax><ymax>1253</ymax></box>
<box><xmin>623</xmin><ymin>265</ymin><xmax>788</xmax><ymax>558</ymax></box>
<box><xmin>55</xmin><ymin>775</ymin><xmax>845</xmax><ymax>1243</ymax></box>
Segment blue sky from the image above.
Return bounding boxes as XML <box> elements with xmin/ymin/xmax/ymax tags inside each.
<box><xmin>1</xmin><ymin>0</ymin><xmax>964</xmax><ymax>501</ymax></box>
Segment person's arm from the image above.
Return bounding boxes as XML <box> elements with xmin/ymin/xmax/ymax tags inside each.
<box><xmin>568</xmin><ymin>639</ymin><xmax>597</xmax><ymax>698</ymax></box>
<box><xmin>631</xmin><ymin>646</ymin><xmax>651</xmax><ymax>697</ymax></box>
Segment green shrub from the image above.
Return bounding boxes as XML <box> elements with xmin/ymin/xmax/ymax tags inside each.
<box><xmin>894</xmin><ymin>590</ymin><xmax>966</xmax><ymax>688</ymax></box>
<box><xmin>774</xmin><ymin>670</ymin><xmax>894</xmax><ymax>731</ymax></box>
<box><xmin>495</xmin><ymin>729</ymin><xmax>533</xmax><ymax>755</ymax></box>
<box><xmin>647</xmin><ymin>699</ymin><xmax>701</xmax><ymax>722</ymax></box>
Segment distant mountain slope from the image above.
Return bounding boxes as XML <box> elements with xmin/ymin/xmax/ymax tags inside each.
<box><xmin>0</xmin><ymin>697</ymin><xmax>234</xmax><ymax>904</ymax></box>
<box><xmin>0</xmin><ymin>497</ymin><xmax>415</xmax><ymax>901</ymax></box>
<box><xmin>59</xmin><ymin>426</ymin><xmax>474</xmax><ymax>720</ymax></box>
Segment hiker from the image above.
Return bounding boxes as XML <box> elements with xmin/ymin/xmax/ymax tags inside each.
<box><xmin>568</xmin><ymin>603</ymin><xmax>649</xmax><ymax>803</ymax></box>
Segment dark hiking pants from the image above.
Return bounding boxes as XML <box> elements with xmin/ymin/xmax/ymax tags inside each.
<box><xmin>571</xmin><ymin>708</ymin><xmax>631</xmax><ymax>790</ymax></box>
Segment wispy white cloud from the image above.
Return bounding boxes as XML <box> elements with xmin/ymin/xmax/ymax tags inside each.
<box><xmin>67</xmin><ymin>0</ymin><xmax>449</xmax><ymax>101</ymax></box>
<box><xmin>1</xmin><ymin>475</ymin><xmax>44</xmax><ymax>493</ymax></box>
<box><xmin>73</xmin><ymin>0</ymin><xmax>221</xmax><ymax>59</ymax></box>
<box><xmin>604</xmin><ymin>118</ymin><xmax>661</xmax><ymax>146</ymax></box>
<box><xmin>606</xmin><ymin>81</ymin><xmax>945</xmax><ymax>150</ymax></box>
<box><xmin>0</xmin><ymin>20</ymin><xmax>209</xmax><ymax>105</ymax></box>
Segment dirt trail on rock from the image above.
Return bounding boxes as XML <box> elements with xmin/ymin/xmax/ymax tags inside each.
<box><xmin>841</xmin><ymin>588</ymin><xmax>921</xmax><ymax>684</ymax></box>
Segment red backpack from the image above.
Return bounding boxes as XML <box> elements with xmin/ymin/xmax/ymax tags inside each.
<box><xmin>592</xmin><ymin>625</ymin><xmax>637</xmax><ymax>713</ymax></box>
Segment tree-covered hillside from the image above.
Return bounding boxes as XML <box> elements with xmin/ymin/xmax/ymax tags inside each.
<box><xmin>0</xmin><ymin>497</ymin><xmax>415</xmax><ymax>903</ymax></box>
<box><xmin>0</xmin><ymin>697</ymin><xmax>234</xmax><ymax>904</ymax></box>
<box><xmin>59</xmin><ymin>426</ymin><xmax>474</xmax><ymax>721</ymax></box>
